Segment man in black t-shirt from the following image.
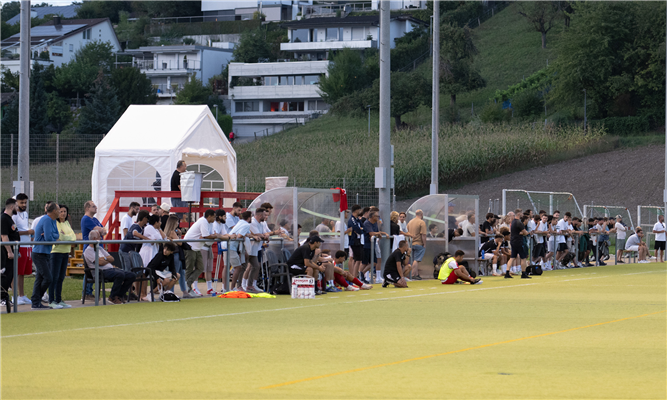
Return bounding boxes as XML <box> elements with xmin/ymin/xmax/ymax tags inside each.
<box><xmin>382</xmin><ymin>240</ymin><xmax>411</xmax><ymax>288</ymax></box>
<box><xmin>508</xmin><ymin>209</ymin><xmax>530</xmax><ymax>279</ymax></box>
<box><xmin>479</xmin><ymin>233</ymin><xmax>504</xmax><ymax>276</ymax></box>
<box><xmin>171</xmin><ymin>160</ymin><xmax>187</xmax><ymax>214</ymax></box>
<box><xmin>1</xmin><ymin>198</ymin><xmax>21</xmax><ymax>301</ymax></box>
<box><xmin>287</xmin><ymin>236</ymin><xmax>326</xmax><ymax>278</ymax></box>
<box><xmin>480</xmin><ymin>213</ymin><xmax>495</xmax><ymax>243</ymax></box>
<box><xmin>147</xmin><ymin>243</ymin><xmax>180</xmax><ymax>291</ymax></box>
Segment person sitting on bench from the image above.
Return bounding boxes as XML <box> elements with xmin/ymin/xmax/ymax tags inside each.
<box><xmin>438</xmin><ymin>250</ymin><xmax>482</xmax><ymax>285</ymax></box>
<box><xmin>625</xmin><ymin>228</ymin><xmax>650</xmax><ymax>263</ymax></box>
<box><xmin>83</xmin><ymin>231</ymin><xmax>136</xmax><ymax>304</ymax></box>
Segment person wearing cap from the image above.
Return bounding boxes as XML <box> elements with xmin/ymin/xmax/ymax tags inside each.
<box><xmin>286</xmin><ymin>236</ymin><xmax>327</xmax><ymax>281</ymax></box>
<box><xmin>158</xmin><ymin>203</ymin><xmax>171</xmax><ymax>230</ymax></box>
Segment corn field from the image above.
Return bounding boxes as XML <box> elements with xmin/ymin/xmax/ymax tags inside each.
<box><xmin>236</xmin><ymin>115</ymin><xmax>606</xmax><ymax>195</ymax></box>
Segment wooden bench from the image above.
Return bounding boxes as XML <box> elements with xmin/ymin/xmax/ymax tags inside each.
<box><xmin>66</xmin><ymin>243</ymin><xmax>85</xmax><ymax>276</ymax></box>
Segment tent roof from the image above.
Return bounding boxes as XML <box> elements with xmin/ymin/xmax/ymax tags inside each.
<box><xmin>96</xmin><ymin>105</ymin><xmax>235</xmax><ymax>158</ymax></box>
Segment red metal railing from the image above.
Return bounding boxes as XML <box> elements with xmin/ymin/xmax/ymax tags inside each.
<box><xmin>102</xmin><ymin>190</ymin><xmax>260</xmax><ymax>251</ymax></box>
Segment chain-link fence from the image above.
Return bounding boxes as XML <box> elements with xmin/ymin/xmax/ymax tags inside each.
<box><xmin>1</xmin><ymin>134</ymin><xmax>104</xmax><ymax>229</ymax></box>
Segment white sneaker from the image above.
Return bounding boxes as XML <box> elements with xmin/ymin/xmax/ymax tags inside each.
<box><xmin>48</xmin><ymin>302</ymin><xmax>63</xmax><ymax>309</ymax></box>
<box><xmin>42</xmin><ymin>293</ymin><xmax>49</xmax><ymax>302</ymax></box>
<box><xmin>361</xmin><ymin>283</ymin><xmax>373</xmax><ymax>290</ymax></box>
<box><xmin>403</xmin><ymin>277</ymin><xmax>411</xmax><ymax>282</ymax></box>
<box><xmin>638</xmin><ymin>260</ymin><xmax>650</xmax><ymax>264</ymax></box>
<box><xmin>374</xmin><ymin>276</ymin><xmax>383</xmax><ymax>284</ymax></box>
<box><xmin>188</xmin><ymin>289</ymin><xmax>202</xmax><ymax>297</ymax></box>
<box><xmin>58</xmin><ymin>301</ymin><xmax>72</xmax><ymax>308</ymax></box>
<box><xmin>472</xmin><ymin>279</ymin><xmax>483</xmax><ymax>285</ymax></box>
<box><xmin>345</xmin><ymin>285</ymin><xmax>360</xmax><ymax>291</ymax></box>
<box><xmin>252</xmin><ymin>284</ymin><xmax>262</xmax><ymax>293</ymax></box>
<box><xmin>17</xmin><ymin>296</ymin><xmax>30</xmax><ymax>305</ymax></box>
<box><xmin>191</xmin><ymin>285</ymin><xmax>203</xmax><ymax>296</ymax></box>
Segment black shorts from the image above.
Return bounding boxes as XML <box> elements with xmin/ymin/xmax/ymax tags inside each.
<box><xmin>511</xmin><ymin>243</ymin><xmax>527</xmax><ymax>259</ymax></box>
<box><xmin>557</xmin><ymin>243</ymin><xmax>568</xmax><ymax>252</ymax></box>
<box><xmin>655</xmin><ymin>241</ymin><xmax>666</xmax><ymax>251</ymax></box>
<box><xmin>362</xmin><ymin>248</ymin><xmax>377</xmax><ymax>265</ymax></box>
<box><xmin>351</xmin><ymin>245</ymin><xmax>364</xmax><ymax>262</ymax></box>
<box><xmin>383</xmin><ymin>270</ymin><xmax>400</xmax><ymax>283</ymax></box>
<box><xmin>587</xmin><ymin>240</ymin><xmax>593</xmax><ymax>251</ymax></box>
<box><xmin>289</xmin><ymin>266</ymin><xmax>307</xmax><ymax>276</ymax></box>
<box><xmin>533</xmin><ymin>243</ymin><xmax>546</xmax><ymax>258</ymax></box>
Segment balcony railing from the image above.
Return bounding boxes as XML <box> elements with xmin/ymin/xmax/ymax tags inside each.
<box><xmin>153</xmin><ymin>83</ymin><xmax>185</xmax><ymax>96</ymax></box>
<box><xmin>135</xmin><ymin>59</ymin><xmax>201</xmax><ymax>71</ymax></box>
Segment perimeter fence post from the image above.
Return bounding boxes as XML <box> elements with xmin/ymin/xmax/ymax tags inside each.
<box><xmin>13</xmin><ymin>243</ymin><xmax>19</xmax><ymax>313</ymax></box>
<box><xmin>94</xmin><ymin>244</ymin><xmax>100</xmax><ymax>306</ymax></box>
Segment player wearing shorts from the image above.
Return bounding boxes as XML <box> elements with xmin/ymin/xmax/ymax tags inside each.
<box><xmin>12</xmin><ymin>193</ymin><xmax>33</xmax><ymax>305</ymax></box>
<box><xmin>653</xmin><ymin>215</ymin><xmax>665</xmax><ymax>262</ymax></box>
<box><xmin>438</xmin><ymin>250</ymin><xmax>481</xmax><ymax>285</ymax></box>
<box><xmin>347</xmin><ymin>205</ymin><xmax>364</xmax><ymax>283</ymax></box>
<box><xmin>507</xmin><ymin>209</ymin><xmax>530</xmax><ymax>279</ymax></box>
<box><xmin>329</xmin><ymin>251</ymin><xmax>371</xmax><ymax>291</ymax></box>
<box><xmin>479</xmin><ymin>233</ymin><xmax>504</xmax><ymax>276</ymax></box>
<box><xmin>382</xmin><ymin>240</ymin><xmax>411</xmax><ymax>288</ymax></box>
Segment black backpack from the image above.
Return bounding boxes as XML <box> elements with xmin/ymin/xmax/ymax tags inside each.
<box><xmin>432</xmin><ymin>252</ymin><xmax>452</xmax><ymax>279</ymax></box>
<box><xmin>271</xmin><ymin>280</ymin><xmax>291</xmax><ymax>295</ymax></box>
<box><xmin>526</xmin><ymin>264</ymin><xmax>543</xmax><ymax>275</ymax></box>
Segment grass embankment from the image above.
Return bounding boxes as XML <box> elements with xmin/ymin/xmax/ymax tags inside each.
<box><xmin>236</xmin><ymin>115</ymin><xmax>606</xmax><ymax>196</ymax></box>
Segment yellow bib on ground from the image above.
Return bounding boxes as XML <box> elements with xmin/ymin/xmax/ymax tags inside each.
<box><xmin>438</xmin><ymin>257</ymin><xmax>457</xmax><ymax>280</ymax></box>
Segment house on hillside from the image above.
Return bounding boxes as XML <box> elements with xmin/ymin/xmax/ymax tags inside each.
<box><xmin>202</xmin><ymin>0</ymin><xmax>313</xmax><ymax>22</ymax></box>
<box><xmin>5</xmin><ymin>4</ymin><xmax>81</xmax><ymax>25</ymax></box>
<box><xmin>125</xmin><ymin>45</ymin><xmax>234</xmax><ymax>105</ymax></box>
<box><xmin>0</xmin><ymin>17</ymin><xmax>121</xmax><ymax>69</ymax></box>
<box><xmin>227</xmin><ymin>60</ymin><xmax>329</xmax><ymax>137</ymax></box>
<box><xmin>281</xmin><ymin>15</ymin><xmax>426</xmax><ymax>60</ymax></box>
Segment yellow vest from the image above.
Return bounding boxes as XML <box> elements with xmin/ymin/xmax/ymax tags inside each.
<box><xmin>438</xmin><ymin>257</ymin><xmax>457</xmax><ymax>280</ymax></box>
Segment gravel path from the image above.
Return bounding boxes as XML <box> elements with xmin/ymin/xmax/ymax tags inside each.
<box><xmin>395</xmin><ymin>145</ymin><xmax>665</xmax><ymax>215</ymax></box>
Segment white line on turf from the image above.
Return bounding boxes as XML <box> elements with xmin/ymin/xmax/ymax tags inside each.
<box><xmin>3</xmin><ymin>269</ymin><xmax>664</xmax><ymax>339</ymax></box>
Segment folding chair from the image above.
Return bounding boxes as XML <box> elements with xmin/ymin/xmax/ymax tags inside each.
<box><xmin>267</xmin><ymin>249</ymin><xmax>290</xmax><ymax>294</ymax></box>
<box><xmin>81</xmin><ymin>257</ymin><xmax>107</xmax><ymax>305</ymax></box>
<box><xmin>127</xmin><ymin>251</ymin><xmax>155</xmax><ymax>302</ymax></box>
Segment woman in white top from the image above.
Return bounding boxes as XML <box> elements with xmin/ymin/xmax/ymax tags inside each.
<box><xmin>140</xmin><ymin>214</ymin><xmax>165</xmax><ymax>271</ymax></box>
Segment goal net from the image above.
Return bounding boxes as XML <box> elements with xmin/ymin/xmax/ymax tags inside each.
<box><xmin>502</xmin><ymin>190</ymin><xmax>582</xmax><ymax>218</ymax></box>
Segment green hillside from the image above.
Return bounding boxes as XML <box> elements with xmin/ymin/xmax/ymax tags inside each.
<box><xmin>456</xmin><ymin>3</ymin><xmax>562</xmax><ymax>109</ymax></box>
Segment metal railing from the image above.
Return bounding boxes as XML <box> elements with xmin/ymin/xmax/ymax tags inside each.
<box><xmin>135</xmin><ymin>59</ymin><xmax>201</xmax><ymax>71</ymax></box>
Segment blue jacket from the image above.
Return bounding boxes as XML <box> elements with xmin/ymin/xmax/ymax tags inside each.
<box><xmin>348</xmin><ymin>216</ymin><xmax>363</xmax><ymax>246</ymax></box>
<box><xmin>33</xmin><ymin>216</ymin><xmax>59</xmax><ymax>254</ymax></box>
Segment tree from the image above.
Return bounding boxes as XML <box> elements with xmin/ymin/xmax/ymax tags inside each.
<box><xmin>517</xmin><ymin>2</ymin><xmax>561</xmax><ymax>49</ymax></box>
<box><xmin>110</xmin><ymin>66</ymin><xmax>157</xmax><ymax>113</ymax></box>
<box><xmin>76</xmin><ymin>1</ymin><xmax>133</xmax><ymax>23</ymax></box>
<box><xmin>54</xmin><ymin>41</ymin><xmax>115</xmax><ymax>99</ymax></box>
<box><xmin>47</xmin><ymin>92</ymin><xmax>72</xmax><ymax>133</ymax></box>
<box><xmin>438</xmin><ymin>24</ymin><xmax>486</xmax><ymax>106</ymax></box>
<box><xmin>550</xmin><ymin>2</ymin><xmax>665</xmax><ymax>118</ymax></box>
<box><xmin>1</xmin><ymin>68</ymin><xmax>20</xmax><ymax>92</ymax></box>
<box><xmin>390</xmin><ymin>71</ymin><xmax>430</xmax><ymax>128</ymax></box>
<box><xmin>175</xmin><ymin>73</ymin><xmax>213</xmax><ymax>105</ymax></box>
<box><xmin>1</xmin><ymin>94</ymin><xmax>19</xmax><ymax>137</ymax></box>
<box><xmin>136</xmin><ymin>1</ymin><xmax>202</xmax><ymax>18</ymax></box>
<box><xmin>318</xmin><ymin>48</ymin><xmax>370</xmax><ymax>105</ymax></box>
<box><xmin>30</xmin><ymin>64</ymin><xmax>49</xmax><ymax>135</ymax></box>
<box><xmin>1</xmin><ymin>1</ymin><xmax>20</xmax><ymax>23</ymax></box>
<box><xmin>77</xmin><ymin>72</ymin><xmax>120</xmax><ymax>135</ymax></box>
<box><xmin>232</xmin><ymin>28</ymin><xmax>273</xmax><ymax>63</ymax></box>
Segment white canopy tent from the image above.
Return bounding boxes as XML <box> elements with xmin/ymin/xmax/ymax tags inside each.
<box><xmin>92</xmin><ymin>105</ymin><xmax>237</xmax><ymax>219</ymax></box>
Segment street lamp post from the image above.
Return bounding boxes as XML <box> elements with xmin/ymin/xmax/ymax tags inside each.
<box><xmin>213</xmin><ymin>104</ymin><xmax>219</xmax><ymax>120</ymax></box>
<box><xmin>367</xmin><ymin>105</ymin><xmax>371</xmax><ymax>137</ymax></box>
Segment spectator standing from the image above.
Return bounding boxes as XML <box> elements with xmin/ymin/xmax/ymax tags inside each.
<box><xmin>164</xmin><ymin>215</ymin><xmax>190</xmax><ymax>297</ymax></box>
<box><xmin>171</xmin><ymin>160</ymin><xmax>188</xmax><ymax>212</ymax></box>
<box><xmin>362</xmin><ymin>211</ymin><xmax>388</xmax><ymax>284</ymax></box>
<box><xmin>31</xmin><ymin>202</ymin><xmax>60</xmax><ymax>309</ymax></box>
<box><xmin>228</xmin><ymin>211</ymin><xmax>254</xmax><ymax>291</ymax></box>
<box><xmin>507</xmin><ymin>209</ymin><xmax>530</xmax><ymax>279</ymax></box>
<box><xmin>347</xmin><ymin>205</ymin><xmax>364</xmax><ymax>281</ymax></box>
<box><xmin>81</xmin><ymin>201</ymin><xmax>106</xmax><ymax>251</ymax></box>
<box><xmin>158</xmin><ymin>203</ymin><xmax>171</xmax><ymax>230</ymax></box>
<box><xmin>84</xmin><ymin>231</ymin><xmax>136</xmax><ymax>304</ymax></box>
<box><xmin>49</xmin><ymin>205</ymin><xmax>76</xmax><ymax>309</ymax></box>
<box><xmin>226</xmin><ymin>202</ymin><xmax>243</xmax><ymax>231</ymax></box>
<box><xmin>119</xmin><ymin>210</ymin><xmax>150</xmax><ymax>270</ymax></box>
<box><xmin>316</xmin><ymin>219</ymin><xmax>332</xmax><ymax>233</ymax></box>
<box><xmin>244</xmin><ymin>208</ymin><xmax>268</xmax><ymax>293</ymax></box>
<box><xmin>653</xmin><ymin>215</ymin><xmax>665</xmax><ymax>263</ymax></box>
<box><xmin>1</xmin><ymin>199</ymin><xmax>21</xmax><ymax>306</ymax></box>
<box><xmin>406</xmin><ymin>209</ymin><xmax>427</xmax><ymax>280</ymax></box>
<box><xmin>121</xmin><ymin>202</ymin><xmax>140</xmax><ymax>239</ymax></box>
<box><xmin>398</xmin><ymin>212</ymin><xmax>408</xmax><ymax>233</ymax></box>
<box><xmin>183</xmin><ymin>210</ymin><xmax>219</xmax><ymax>296</ymax></box>
<box><xmin>614</xmin><ymin>215</ymin><xmax>629</xmax><ymax>263</ymax></box>
<box><xmin>389</xmin><ymin>211</ymin><xmax>411</xmax><ymax>251</ymax></box>
<box><xmin>11</xmin><ymin>193</ymin><xmax>34</xmax><ymax>305</ymax></box>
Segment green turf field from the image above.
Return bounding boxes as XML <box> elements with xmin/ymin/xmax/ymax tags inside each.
<box><xmin>2</xmin><ymin>264</ymin><xmax>665</xmax><ymax>399</ymax></box>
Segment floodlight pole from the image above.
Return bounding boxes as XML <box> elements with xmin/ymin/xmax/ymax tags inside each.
<box><xmin>430</xmin><ymin>0</ymin><xmax>439</xmax><ymax>195</ymax></box>
<box><xmin>664</xmin><ymin>3</ymin><xmax>667</xmax><ymax>219</ymax></box>
<box><xmin>378</xmin><ymin>1</ymin><xmax>391</xmax><ymax>279</ymax></box>
<box><xmin>18</xmin><ymin>0</ymin><xmax>30</xmax><ymax>191</ymax></box>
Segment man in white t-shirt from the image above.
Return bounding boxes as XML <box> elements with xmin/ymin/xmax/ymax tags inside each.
<box><xmin>228</xmin><ymin>211</ymin><xmax>259</xmax><ymax>291</ymax></box>
<box><xmin>554</xmin><ymin>211</ymin><xmax>571</xmax><ymax>266</ymax></box>
<box><xmin>183</xmin><ymin>210</ymin><xmax>220</xmax><ymax>296</ymax></box>
<box><xmin>653</xmin><ymin>215</ymin><xmax>665</xmax><ymax>262</ymax></box>
<box><xmin>12</xmin><ymin>193</ymin><xmax>34</xmax><ymax>305</ymax></box>
<box><xmin>225</xmin><ymin>202</ymin><xmax>243</xmax><ymax>231</ymax></box>
<box><xmin>625</xmin><ymin>228</ymin><xmax>649</xmax><ymax>263</ymax></box>
<box><xmin>243</xmin><ymin>207</ymin><xmax>269</xmax><ymax>293</ymax></box>
<box><xmin>461</xmin><ymin>213</ymin><xmax>476</xmax><ymax>237</ymax></box>
<box><xmin>120</xmin><ymin>202</ymin><xmax>140</xmax><ymax>239</ymax></box>
<box><xmin>614</xmin><ymin>215</ymin><xmax>629</xmax><ymax>263</ymax></box>
<box><xmin>398</xmin><ymin>212</ymin><xmax>408</xmax><ymax>233</ymax></box>
<box><xmin>532</xmin><ymin>214</ymin><xmax>548</xmax><ymax>265</ymax></box>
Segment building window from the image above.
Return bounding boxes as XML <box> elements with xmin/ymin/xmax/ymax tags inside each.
<box><xmin>326</xmin><ymin>28</ymin><xmax>338</xmax><ymax>41</ymax></box>
<box><xmin>235</xmin><ymin>101</ymin><xmax>259</xmax><ymax>113</ymax></box>
<box><xmin>295</xmin><ymin>76</ymin><xmax>303</xmax><ymax>85</ymax></box>
<box><xmin>292</xmin><ymin>29</ymin><xmax>309</xmax><ymax>43</ymax></box>
<box><xmin>83</xmin><ymin>29</ymin><xmax>91</xmax><ymax>40</ymax></box>
<box><xmin>308</xmin><ymin>100</ymin><xmax>330</xmax><ymax>111</ymax></box>
<box><xmin>289</xmin><ymin>101</ymin><xmax>305</xmax><ymax>112</ymax></box>
<box><xmin>264</xmin><ymin>76</ymin><xmax>278</xmax><ymax>86</ymax></box>
<box><xmin>69</xmin><ymin>44</ymin><xmax>73</xmax><ymax>52</ymax></box>
<box><xmin>304</xmin><ymin>75</ymin><xmax>320</xmax><ymax>85</ymax></box>
<box><xmin>287</xmin><ymin>76</ymin><xmax>294</xmax><ymax>85</ymax></box>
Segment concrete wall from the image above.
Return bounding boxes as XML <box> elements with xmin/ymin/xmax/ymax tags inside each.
<box><xmin>201</xmin><ymin>49</ymin><xmax>233</xmax><ymax>83</ymax></box>
<box><xmin>182</xmin><ymin>34</ymin><xmax>241</xmax><ymax>46</ymax></box>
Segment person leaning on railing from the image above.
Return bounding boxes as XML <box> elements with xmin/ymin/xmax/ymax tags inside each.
<box><xmin>84</xmin><ymin>231</ymin><xmax>136</xmax><ymax>305</ymax></box>
<box><xmin>31</xmin><ymin>202</ymin><xmax>60</xmax><ymax>310</ymax></box>
<box><xmin>49</xmin><ymin>205</ymin><xmax>76</xmax><ymax>309</ymax></box>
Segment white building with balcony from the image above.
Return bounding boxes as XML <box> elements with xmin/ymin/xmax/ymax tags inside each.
<box><xmin>202</xmin><ymin>0</ymin><xmax>313</xmax><ymax>22</ymax></box>
<box><xmin>0</xmin><ymin>17</ymin><xmax>121</xmax><ymax>69</ymax></box>
<box><xmin>281</xmin><ymin>15</ymin><xmax>426</xmax><ymax>60</ymax></box>
<box><xmin>227</xmin><ymin>60</ymin><xmax>329</xmax><ymax>137</ymax></box>
<box><xmin>125</xmin><ymin>45</ymin><xmax>233</xmax><ymax>104</ymax></box>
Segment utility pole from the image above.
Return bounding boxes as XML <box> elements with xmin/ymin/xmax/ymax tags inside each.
<box><xmin>430</xmin><ymin>0</ymin><xmax>439</xmax><ymax>195</ymax></box>
<box><xmin>18</xmin><ymin>0</ymin><xmax>30</xmax><ymax>194</ymax></box>
<box><xmin>664</xmin><ymin>4</ymin><xmax>666</xmax><ymax>219</ymax></box>
<box><xmin>378</xmin><ymin>1</ymin><xmax>391</xmax><ymax>281</ymax></box>
<box><xmin>583</xmin><ymin>88</ymin><xmax>587</xmax><ymax>133</ymax></box>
